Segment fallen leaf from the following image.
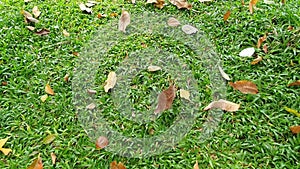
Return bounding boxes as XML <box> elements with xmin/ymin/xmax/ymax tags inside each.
<box><xmin>229</xmin><ymin>80</ymin><xmax>259</xmax><ymax>94</ymax></box>
<box><xmin>97</xmin><ymin>13</ymin><xmax>107</xmax><ymax>18</ymax></box>
<box><xmin>287</xmin><ymin>80</ymin><xmax>300</xmax><ymax>87</ymax></box>
<box><xmin>281</xmin><ymin>0</ymin><xmax>285</xmax><ymax>4</ymax></box>
<box><xmin>118</xmin><ymin>10</ymin><xmax>130</xmax><ymax>32</ymax></box>
<box><xmin>251</xmin><ymin>0</ymin><xmax>259</xmax><ymax>5</ymax></box>
<box><xmin>167</xmin><ymin>17</ymin><xmax>180</xmax><ymax>27</ymax></box>
<box><xmin>239</xmin><ymin>47</ymin><xmax>255</xmax><ymax>57</ymax></box>
<box><xmin>96</xmin><ymin>136</ymin><xmax>109</xmax><ymax>149</ymax></box>
<box><xmin>26</xmin><ymin>16</ymin><xmax>39</xmax><ymax>23</ymax></box>
<box><xmin>45</xmin><ymin>84</ymin><xmax>55</xmax><ymax>95</ymax></box>
<box><xmin>50</xmin><ymin>152</ymin><xmax>56</xmax><ymax>165</ymax></box>
<box><xmin>182</xmin><ymin>25</ymin><xmax>198</xmax><ymax>35</ymax></box>
<box><xmin>42</xmin><ymin>134</ymin><xmax>56</xmax><ymax>144</ymax></box>
<box><xmin>204</xmin><ymin>99</ymin><xmax>240</xmax><ymax>112</ymax></box>
<box><xmin>223</xmin><ymin>10</ymin><xmax>231</xmax><ymax>21</ymax></box>
<box><xmin>26</xmin><ymin>26</ymin><xmax>35</xmax><ymax>31</ymax></box>
<box><xmin>21</xmin><ymin>10</ymin><xmax>33</xmax><ymax>18</ymax></box>
<box><xmin>110</xmin><ymin>12</ymin><xmax>118</xmax><ymax>17</ymax></box>
<box><xmin>35</xmin><ymin>29</ymin><xmax>50</xmax><ymax>36</ymax></box>
<box><xmin>147</xmin><ymin>0</ymin><xmax>165</xmax><ymax>9</ymax></box>
<box><xmin>86</xmin><ymin>103</ymin><xmax>96</xmax><ymax>110</ymax></box>
<box><xmin>263</xmin><ymin>44</ymin><xmax>268</xmax><ymax>53</ymax></box>
<box><xmin>290</xmin><ymin>126</ymin><xmax>300</xmax><ymax>134</ymax></box>
<box><xmin>72</xmin><ymin>52</ymin><xmax>79</xmax><ymax>57</ymax></box>
<box><xmin>169</xmin><ymin>0</ymin><xmax>192</xmax><ymax>9</ymax></box>
<box><xmin>250</xmin><ymin>56</ymin><xmax>263</xmax><ymax>65</ymax></box>
<box><xmin>27</xmin><ymin>156</ymin><xmax>43</xmax><ymax>169</ymax></box>
<box><xmin>131</xmin><ymin>0</ymin><xmax>136</xmax><ymax>3</ymax></box>
<box><xmin>64</xmin><ymin>73</ymin><xmax>69</xmax><ymax>82</ymax></box>
<box><xmin>154</xmin><ymin>85</ymin><xmax>176</xmax><ymax>115</ymax></box>
<box><xmin>147</xmin><ymin>65</ymin><xmax>162</xmax><ymax>72</ymax></box>
<box><xmin>147</xmin><ymin>0</ymin><xmax>157</xmax><ymax>3</ymax></box>
<box><xmin>287</xmin><ymin>25</ymin><xmax>294</xmax><ymax>31</ymax></box>
<box><xmin>2</xmin><ymin>81</ymin><xmax>8</xmax><ymax>86</ymax></box>
<box><xmin>87</xmin><ymin>89</ymin><xmax>97</xmax><ymax>94</ymax></box>
<box><xmin>284</xmin><ymin>107</ymin><xmax>300</xmax><ymax>118</ymax></box>
<box><xmin>62</xmin><ymin>29</ymin><xmax>70</xmax><ymax>37</ymax></box>
<box><xmin>110</xmin><ymin>161</ymin><xmax>126</xmax><ymax>169</ymax></box>
<box><xmin>249</xmin><ymin>0</ymin><xmax>258</xmax><ymax>14</ymax></box>
<box><xmin>32</xmin><ymin>6</ymin><xmax>41</xmax><ymax>18</ymax></box>
<box><xmin>263</xmin><ymin>0</ymin><xmax>275</xmax><ymax>4</ymax></box>
<box><xmin>40</xmin><ymin>94</ymin><xmax>48</xmax><ymax>102</ymax></box>
<box><xmin>0</xmin><ymin>138</ymin><xmax>12</xmax><ymax>155</ymax></box>
<box><xmin>257</xmin><ymin>34</ymin><xmax>267</xmax><ymax>48</ymax></box>
<box><xmin>104</xmin><ymin>71</ymin><xmax>117</xmax><ymax>92</ymax></box>
<box><xmin>218</xmin><ymin>65</ymin><xmax>230</xmax><ymax>80</ymax></box>
<box><xmin>241</xmin><ymin>0</ymin><xmax>245</xmax><ymax>5</ymax></box>
<box><xmin>180</xmin><ymin>89</ymin><xmax>190</xmax><ymax>101</ymax></box>
<box><xmin>24</xmin><ymin>0</ymin><xmax>31</xmax><ymax>2</ymax></box>
<box><xmin>194</xmin><ymin>160</ymin><xmax>199</xmax><ymax>169</ymax></box>
<box><xmin>79</xmin><ymin>3</ymin><xmax>92</xmax><ymax>14</ymax></box>
<box><xmin>85</xmin><ymin>2</ymin><xmax>96</xmax><ymax>7</ymax></box>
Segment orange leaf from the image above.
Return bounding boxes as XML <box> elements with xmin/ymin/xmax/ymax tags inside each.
<box><xmin>257</xmin><ymin>36</ymin><xmax>266</xmax><ymax>48</ymax></box>
<box><xmin>263</xmin><ymin>44</ymin><xmax>268</xmax><ymax>53</ymax></box>
<box><xmin>251</xmin><ymin>0</ymin><xmax>258</xmax><ymax>5</ymax></box>
<box><xmin>45</xmin><ymin>84</ymin><xmax>55</xmax><ymax>95</ymax></box>
<box><xmin>50</xmin><ymin>152</ymin><xmax>56</xmax><ymax>165</ymax></box>
<box><xmin>251</xmin><ymin>56</ymin><xmax>263</xmax><ymax>65</ymax></box>
<box><xmin>96</xmin><ymin>136</ymin><xmax>109</xmax><ymax>149</ymax></box>
<box><xmin>27</xmin><ymin>156</ymin><xmax>43</xmax><ymax>169</ymax></box>
<box><xmin>110</xmin><ymin>161</ymin><xmax>126</xmax><ymax>169</ymax></box>
<box><xmin>154</xmin><ymin>85</ymin><xmax>176</xmax><ymax>115</ymax></box>
<box><xmin>204</xmin><ymin>99</ymin><xmax>240</xmax><ymax>112</ymax></box>
<box><xmin>290</xmin><ymin>126</ymin><xmax>300</xmax><ymax>134</ymax></box>
<box><xmin>223</xmin><ymin>10</ymin><xmax>231</xmax><ymax>21</ymax></box>
<box><xmin>194</xmin><ymin>160</ymin><xmax>199</xmax><ymax>169</ymax></box>
<box><xmin>229</xmin><ymin>80</ymin><xmax>258</xmax><ymax>94</ymax></box>
<box><xmin>288</xmin><ymin>80</ymin><xmax>300</xmax><ymax>87</ymax></box>
<box><xmin>249</xmin><ymin>1</ymin><xmax>253</xmax><ymax>14</ymax></box>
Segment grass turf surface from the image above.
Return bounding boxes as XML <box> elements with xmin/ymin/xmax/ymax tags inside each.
<box><xmin>0</xmin><ymin>0</ymin><xmax>300</xmax><ymax>168</ymax></box>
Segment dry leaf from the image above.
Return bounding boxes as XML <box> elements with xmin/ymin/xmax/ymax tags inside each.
<box><xmin>21</xmin><ymin>10</ymin><xmax>39</xmax><ymax>23</ymax></box>
<box><xmin>241</xmin><ymin>0</ymin><xmax>245</xmax><ymax>5</ymax></box>
<box><xmin>249</xmin><ymin>0</ymin><xmax>258</xmax><ymax>14</ymax></box>
<box><xmin>131</xmin><ymin>0</ymin><xmax>136</xmax><ymax>3</ymax></box>
<box><xmin>110</xmin><ymin>12</ymin><xmax>118</xmax><ymax>17</ymax></box>
<box><xmin>87</xmin><ymin>89</ymin><xmax>97</xmax><ymax>94</ymax></box>
<box><xmin>180</xmin><ymin>89</ymin><xmax>190</xmax><ymax>101</ymax></box>
<box><xmin>148</xmin><ymin>65</ymin><xmax>162</xmax><ymax>72</ymax></box>
<box><xmin>229</xmin><ymin>80</ymin><xmax>259</xmax><ymax>94</ymax></box>
<box><xmin>290</xmin><ymin>126</ymin><xmax>300</xmax><ymax>134</ymax></box>
<box><xmin>110</xmin><ymin>161</ymin><xmax>126</xmax><ymax>169</ymax></box>
<box><xmin>35</xmin><ymin>29</ymin><xmax>50</xmax><ymax>36</ymax></box>
<box><xmin>182</xmin><ymin>25</ymin><xmax>198</xmax><ymax>35</ymax></box>
<box><xmin>26</xmin><ymin>26</ymin><xmax>35</xmax><ymax>31</ymax></box>
<box><xmin>24</xmin><ymin>0</ymin><xmax>31</xmax><ymax>2</ymax></box>
<box><xmin>147</xmin><ymin>0</ymin><xmax>157</xmax><ymax>3</ymax></box>
<box><xmin>32</xmin><ymin>6</ymin><xmax>41</xmax><ymax>18</ymax></box>
<box><xmin>154</xmin><ymin>85</ymin><xmax>176</xmax><ymax>115</ymax></box>
<box><xmin>86</xmin><ymin>103</ymin><xmax>96</xmax><ymax>110</ymax></box>
<box><xmin>97</xmin><ymin>13</ymin><xmax>107</xmax><ymax>18</ymax></box>
<box><xmin>194</xmin><ymin>160</ymin><xmax>199</xmax><ymax>169</ymax></box>
<box><xmin>21</xmin><ymin>10</ymin><xmax>33</xmax><ymax>18</ymax></box>
<box><xmin>42</xmin><ymin>134</ymin><xmax>56</xmax><ymax>144</ymax></box>
<box><xmin>0</xmin><ymin>138</ymin><xmax>12</xmax><ymax>155</ymax></box>
<box><xmin>72</xmin><ymin>52</ymin><xmax>79</xmax><ymax>57</ymax></box>
<box><xmin>62</xmin><ymin>29</ymin><xmax>70</xmax><ymax>37</ymax></box>
<box><xmin>218</xmin><ymin>65</ymin><xmax>230</xmax><ymax>80</ymax></box>
<box><xmin>169</xmin><ymin>0</ymin><xmax>192</xmax><ymax>9</ymax></box>
<box><xmin>154</xmin><ymin>0</ymin><xmax>165</xmax><ymax>8</ymax></box>
<box><xmin>79</xmin><ymin>3</ymin><xmax>92</xmax><ymax>13</ymax></box>
<box><xmin>50</xmin><ymin>152</ymin><xmax>56</xmax><ymax>165</ymax></box>
<box><xmin>223</xmin><ymin>10</ymin><xmax>231</xmax><ymax>21</ymax></box>
<box><xmin>27</xmin><ymin>156</ymin><xmax>43</xmax><ymax>169</ymax></box>
<box><xmin>257</xmin><ymin>34</ymin><xmax>267</xmax><ymax>48</ymax></box>
<box><xmin>239</xmin><ymin>47</ymin><xmax>255</xmax><ymax>57</ymax></box>
<box><xmin>118</xmin><ymin>10</ymin><xmax>130</xmax><ymax>32</ymax></box>
<box><xmin>2</xmin><ymin>81</ymin><xmax>8</xmax><ymax>86</ymax></box>
<box><xmin>96</xmin><ymin>136</ymin><xmax>109</xmax><ymax>149</ymax></box>
<box><xmin>250</xmin><ymin>56</ymin><xmax>262</xmax><ymax>65</ymax></box>
<box><xmin>288</xmin><ymin>80</ymin><xmax>300</xmax><ymax>87</ymax></box>
<box><xmin>40</xmin><ymin>94</ymin><xmax>48</xmax><ymax>102</ymax></box>
<box><xmin>64</xmin><ymin>73</ymin><xmax>69</xmax><ymax>82</ymax></box>
<box><xmin>86</xmin><ymin>2</ymin><xmax>96</xmax><ymax>7</ymax></box>
<box><xmin>204</xmin><ymin>99</ymin><xmax>240</xmax><ymax>112</ymax></box>
<box><xmin>263</xmin><ymin>44</ymin><xmax>268</xmax><ymax>53</ymax></box>
<box><xmin>284</xmin><ymin>107</ymin><xmax>300</xmax><ymax>118</ymax></box>
<box><xmin>199</xmin><ymin>0</ymin><xmax>212</xmax><ymax>2</ymax></box>
<box><xmin>45</xmin><ymin>84</ymin><xmax>55</xmax><ymax>95</ymax></box>
<box><xmin>104</xmin><ymin>71</ymin><xmax>117</xmax><ymax>92</ymax></box>
<box><xmin>167</xmin><ymin>17</ymin><xmax>180</xmax><ymax>27</ymax></box>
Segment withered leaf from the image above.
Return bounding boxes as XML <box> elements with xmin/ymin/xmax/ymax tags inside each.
<box><xmin>287</xmin><ymin>80</ymin><xmax>300</xmax><ymax>87</ymax></box>
<box><xmin>45</xmin><ymin>84</ymin><xmax>55</xmax><ymax>95</ymax></box>
<box><xmin>169</xmin><ymin>0</ymin><xmax>192</xmax><ymax>9</ymax></box>
<box><xmin>229</xmin><ymin>80</ymin><xmax>259</xmax><ymax>94</ymax></box>
<box><xmin>249</xmin><ymin>0</ymin><xmax>258</xmax><ymax>14</ymax></box>
<box><xmin>284</xmin><ymin>106</ymin><xmax>300</xmax><ymax>118</ymax></box>
<box><xmin>147</xmin><ymin>65</ymin><xmax>162</xmax><ymax>72</ymax></box>
<box><xmin>179</xmin><ymin>89</ymin><xmax>190</xmax><ymax>101</ymax></box>
<box><xmin>87</xmin><ymin>89</ymin><xmax>97</xmax><ymax>94</ymax></box>
<box><xmin>223</xmin><ymin>10</ymin><xmax>231</xmax><ymax>21</ymax></box>
<box><xmin>27</xmin><ymin>156</ymin><xmax>43</xmax><ymax>169</ymax></box>
<box><xmin>250</xmin><ymin>56</ymin><xmax>263</xmax><ymax>65</ymax></box>
<box><xmin>50</xmin><ymin>152</ymin><xmax>56</xmax><ymax>165</ymax></box>
<box><xmin>182</xmin><ymin>25</ymin><xmax>198</xmax><ymax>35</ymax></box>
<box><xmin>86</xmin><ymin>103</ymin><xmax>96</xmax><ymax>110</ymax></box>
<box><xmin>62</xmin><ymin>29</ymin><xmax>70</xmax><ymax>37</ymax></box>
<box><xmin>79</xmin><ymin>3</ymin><xmax>92</xmax><ymax>13</ymax></box>
<box><xmin>290</xmin><ymin>126</ymin><xmax>300</xmax><ymax>134</ymax></box>
<box><xmin>42</xmin><ymin>134</ymin><xmax>56</xmax><ymax>144</ymax></box>
<box><xmin>21</xmin><ymin>10</ymin><xmax>32</xmax><ymax>18</ymax></box>
<box><xmin>110</xmin><ymin>161</ymin><xmax>126</xmax><ymax>169</ymax></box>
<box><xmin>26</xmin><ymin>16</ymin><xmax>39</xmax><ymax>23</ymax></box>
<box><xmin>263</xmin><ymin>44</ymin><xmax>268</xmax><ymax>53</ymax></box>
<box><xmin>218</xmin><ymin>65</ymin><xmax>230</xmax><ymax>80</ymax></box>
<box><xmin>118</xmin><ymin>10</ymin><xmax>130</xmax><ymax>32</ymax></box>
<box><xmin>96</xmin><ymin>136</ymin><xmax>109</xmax><ymax>149</ymax></box>
<box><xmin>0</xmin><ymin>138</ymin><xmax>12</xmax><ymax>155</ymax></box>
<box><xmin>194</xmin><ymin>160</ymin><xmax>199</xmax><ymax>169</ymax></box>
<box><xmin>104</xmin><ymin>71</ymin><xmax>117</xmax><ymax>92</ymax></box>
<box><xmin>40</xmin><ymin>94</ymin><xmax>48</xmax><ymax>102</ymax></box>
<box><xmin>204</xmin><ymin>99</ymin><xmax>240</xmax><ymax>112</ymax></box>
<box><xmin>167</xmin><ymin>17</ymin><xmax>180</xmax><ymax>27</ymax></box>
<box><xmin>154</xmin><ymin>85</ymin><xmax>176</xmax><ymax>115</ymax></box>
<box><xmin>35</xmin><ymin>29</ymin><xmax>50</xmax><ymax>36</ymax></box>
<box><xmin>257</xmin><ymin>34</ymin><xmax>267</xmax><ymax>48</ymax></box>
<box><xmin>26</xmin><ymin>26</ymin><xmax>35</xmax><ymax>31</ymax></box>
<box><xmin>64</xmin><ymin>73</ymin><xmax>69</xmax><ymax>82</ymax></box>
<box><xmin>32</xmin><ymin>6</ymin><xmax>41</xmax><ymax>18</ymax></box>
<box><xmin>239</xmin><ymin>47</ymin><xmax>255</xmax><ymax>57</ymax></box>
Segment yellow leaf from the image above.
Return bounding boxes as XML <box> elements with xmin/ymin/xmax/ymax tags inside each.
<box><xmin>45</xmin><ymin>84</ymin><xmax>55</xmax><ymax>95</ymax></box>
<box><xmin>104</xmin><ymin>72</ymin><xmax>117</xmax><ymax>92</ymax></box>
<box><xmin>284</xmin><ymin>107</ymin><xmax>300</xmax><ymax>118</ymax></box>
<box><xmin>42</xmin><ymin>134</ymin><xmax>56</xmax><ymax>144</ymax></box>
<box><xmin>40</xmin><ymin>94</ymin><xmax>48</xmax><ymax>102</ymax></box>
<box><xmin>27</xmin><ymin>156</ymin><xmax>43</xmax><ymax>169</ymax></box>
<box><xmin>180</xmin><ymin>89</ymin><xmax>190</xmax><ymax>101</ymax></box>
<box><xmin>0</xmin><ymin>138</ymin><xmax>12</xmax><ymax>155</ymax></box>
<box><xmin>62</xmin><ymin>29</ymin><xmax>70</xmax><ymax>37</ymax></box>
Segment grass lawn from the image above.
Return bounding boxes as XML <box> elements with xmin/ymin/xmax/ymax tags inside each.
<box><xmin>0</xmin><ymin>0</ymin><xmax>300</xmax><ymax>168</ymax></box>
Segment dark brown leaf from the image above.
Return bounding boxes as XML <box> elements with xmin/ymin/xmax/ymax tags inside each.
<box><xmin>288</xmin><ymin>80</ymin><xmax>300</xmax><ymax>87</ymax></box>
<box><xmin>154</xmin><ymin>85</ymin><xmax>176</xmax><ymax>115</ymax></box>
<box><xmin>229</xmin><ymin>80</ymin><xmax>259</xmax><ymax>94</ymax></box>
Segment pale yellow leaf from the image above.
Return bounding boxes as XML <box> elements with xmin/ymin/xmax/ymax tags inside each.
<box><xmin>26</xmin><ymin>26</ymin><xmax>35</xmax><ymax>31</ymax></box>
<box><xmin>45</xmin><ymin>84</ymin><xmax>55</xmax><ymax>95</ymax></box>
<box><xmin>40</xmin><ymin>94</ymin><xmax>48</xmax><ymax>102</ymax></box>
<box><xmin>182</xmin><ymin>25</ymin><xmax>198</xmax><ymax>34</ymax></box>
<box><xmin>86</xmin><ymin>103</ymin><xmax>96</xmax><ymax>110</ymax></box>
<box><xmin>180</xmin><ymin>89</ymin><xmax>190</xmax><ymax>101</ymax></box>
<box><xmin>42</xmin><ymin>134</ymin><xmax>56</xmax><ymax>144</ymax></box>
<box><xmin>50</xmin><ymin>152</ymin><xmax>56</xmax><ymax>165</ymax></box>
<box><xmin>148</xmin><ymin>65</ymin><xmax>162</xmax><ymax>72</ymax></box>
<box><xmin>167</xmin><ymin>17</ymin><xmax>180</xmax><ymax>27</ymax></box>
<box><xmin>32</xmin><ymin>6</ymin><xmax>41</xmax><ymax>18</ymax></box>
<box><xmin>204</xmin><ymin>99</ymin><xmax>240</xmax><ymax>112</ymax></box>
<box><xmin>0</xmin><ymin>138</ymin><xmax>12</xmax><ymax>155</ymax></box>
<box><xmin>62</xmin><ymin>29</ymin><xmax>70</xmax><ymax>37</ymax></box>
<box><xmin>194</xmin><ymin>160</ymin><xmax>199</xmax><ymax>169</ymax></box>
<box><xmin>104</xmin><ymin>71</ymin><xmax>117</xmax><ymax>92</ymax></box>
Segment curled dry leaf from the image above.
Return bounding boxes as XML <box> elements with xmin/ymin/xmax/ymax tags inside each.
<box><xmin>42</xmin><ymin>134</ymin><xmax>56</xmax><ymax>144</ymax></box>
<box><xmin>104</xmin><ymin>71</ymin><xmax>117</xmax><ymax>92</ymax></box>
<box><xmin>0</xmin><ymin>138</ymin><xmax>12</xmax><ymax>155</ymax></box>
<box><xmin>287</xmin><ymin>80</ymin><xmax>300</xmax><ymax>87</ymax></box>
<box><xmin>180</xmin><ymin>89</ymin><xmax>190</xmax><ymax>101</ymax></box>
<box><xmin>110</xmin><ymin>161</ymin><xmax>126</xmax><ymax>169</ymax></box>
<box><xmin>45</xmin><ymin>84</ymin><xmax>55</xmax><ymax>95</ymax></box>
<box><xmin>290</xmin><ymin>126</ymin><xmax>300</xmax><ymax>134</ymax></box>
<box><xmin>223</xmin><ymin>10</ymin><xmax>231</xmax><ymax>21</ymax></box>
<box><xmin>250</xmin><ymin>56</ymin><xmax>263</xmax><ymax>65</ymax></box>
<box><xmin>182</xmin><ymin>25</ymin><xmax>198</xmax><ymax>35</ymax></box>
<box><xmin>32</xmin><ymin>6</ymin><xmax>41</xmax><ymax>18</ymax></box>
<box><xmin>26</xmin><ymin>26</ymin><xmax>35</xmax><ymax>31</ymax></box>
<box><xmin>169</xmin><ymin>0</ymin><xmax>192</xmax><ymax>9</ymax></box>
<box><xmin>257</xmin><ymin>34</ymin><xmax>267</xmax><ymax>48</ymax></box>
<box><xmin>263</xmin><ymin>44</ymin><xmax>268</xmax><ymax>53</ymax></box>
<box><xmin>50</xmin><ymin>152</ymin><xmax>56</xmax><ymax>165</ymax></box>
<box><xmin>62</xmin><ymin>29</ymin><xmax>70</xmax><ymax>37</ymax></box>
<box><xmin>204</xmin><ymin>99</ymin><xmax>240</xmax><ymax>112</ymax></box>
<box><xmin>218</xmin><ymin>65</ymin><xmax>230</xmax><ymax>80</ymax></box>
<box><xmin>193</xmin><ymin>160</ymin><xmax>199</xmax><ymax>169</ymax></box>
<box><xmin>97</xmin><ymin>13</ymin><xmax>107</xmax><ymax>18</ymax></box>
<box><xmin>40</xmin><ymin>94</ymin><xmax>48</xmax><ymax>102</ymax></box>
<box><xmin>148</xmin><ymin>65</ymin><xmax>162</xmax><ymax>72</ymax></box>
<box><xmin>154</xmin><ymin>85</ymin><xmax>176</xmax><ymax>115</ymax></box>
<box><xmin>86</xmin><ymin>103</ymin><xmax>96</xmax><ymax>110</ymax></box>
<box><xmin>35</xmin><ymin>29</ymin><xmax>50</xmax><ymax>36</ymax></box>
<box><xmin>239</xmin><ymin>47</ymin><xmax>255</xmax><ymax>57</ymax></box>
<box><xmin>284</xmin><ymin>106</ymin><xmax>300</xmax><ymax>118</ymax></box>
<box><xmin>118</xmin><ymin>10</ymin><xmax>130</xmax><ymax>32</ymax></box>
<box><xmin>96</xmin><ymin>136</ymin><xmax>109</xmax><ymax>149</ymax></box>
<box><xmin>27</xmin><ymin>156</ymin><xmax>43</xmax><ymax>169</ymax></box>
<box><xmin>167</xmin><ymin>17</ymin><xmax>180</xmax><ymax>27</ymax></box>
<box><xmin>229</xmin><ymin>80</ymin><xmax>259</xmax><ymax>94</ymax></box>
<box><xmin>249</xmin><ymin>0</ymin><xmax>258</xmax><ymax>14</ymax></box>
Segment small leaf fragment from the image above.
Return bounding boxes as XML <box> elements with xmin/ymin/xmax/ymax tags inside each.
<box><xmin>182</xmin><ymin>25</ymin><xmax>198</xmax><ymax>35</ymax></box>
<box><xmin>104</xmin><ymin>71</ymin><xmax>117</xmax><ymax>92</ymax></box>
<box><xmin>287</xmin><ymin>80</ymin><xmax>300</xmax><ymax>87</ymax></box>
<box><xmin>42</xmin><ymin>134</ymin><xmax>56</xmax><ymax>144</ymax></box>
<box><xmin>110</xmin><ymin>161</ymin><xmax>126</xmax><ymax>169</ymax></box>
<box><xmin>96</xmin><ymin>136</ymin><xmax>109</xmax><ymax>149</ymax></box>
<box><xmin>250</xmin><ymin>56</ymin><xmax>263</xmax><ymax>65</ymax></box>
<box><xmin>62</xmin><ymin>29</ymin><xmax>70</xmax><ymax>37</ymax></box>
<box><xmin>64</xmin><ymin>73</ymin><xmax>69</xmax><ymax>82</ymax></box>
<box><xmin>40</xmin><ymin>94</ymin><xmax>48</xmax><ymax>102</ymax></box>
<box><xmin>284</xmin><ymin>107</ymin><xmax>300</xmax><ymax>118</ymax></box>
<box><xmin>79</xmin><ymin>3</ymin><xmax>92</xmax><ymax>14</ymax></box>
<box><xmin>50</xmin><ymin>152</ymin><xmax>56</xmax><ymax>165</ymax></box>
<box><xmin>154</xmin><ymin>85</ymin><xmax>176</xmax><ymax>115</ymax></box>
<box><xmin>257</xmin><ymin>34</ymin><xmax>267</xmax><ymax>48</ymax></box>
<box><xmin>179</xmin><ymin>89</ymin><xmax>190</xmax><ymax>101</ymax></box>
<box><xmin>290</xmin><ymin>126</ymin><xmax>300</xmax><ymax>134</ymax></box>
<box><xmin>0</xmin><ymin>138</ymin><xmax>12</xmax><ymax>155</ymax></box>
<box><xmin>223</xmin><ymin>10</ymin><xmax>231</xmax><ymax>21</ymax></box>
<box><xmin>204</xmin><ymin>99</ymin><xmax>240</xmax><ymax>112</ymax></box>
<box><xmin>45</xmin><ymin>84</ymin><xmax>55</xmax><ymax>95</ymax></box>
<box><xmin>218</xmin><ymin>65</ymin><xmax>230</xmax><ymax>80</ymax></box>
<box><xmin>239</xmin><ymin>47</ymin><xmax>255</xmax><ymax>57</ymax></box>
<box><xmin>118</xmin><ymin>10</ymin><xmax>130</xmax><ymax>33</ymax></box>
<box><xmin>167</xmin><ymin>17</ymin><xmax>180</xmax><ymax>27</ymax></box>
<box><xmin>169</xmin><ymin>0</ymin><xmax>192</xmax><ymax>9</ymax></box>
<box><xmin>26</xmin><ymin>26</ymin><xmax>35</xmax><ymax>31</ymax></box>
<box><xmin>87</xmin><ymin>89</ymin><xmax>97</xmax><ymax>94</ymax></box>
<box><xmin>229</xmin><ymin>80</ymin><xmax>258</xmax><ymax>94</ymax></box>
<box><xmin>27</xmin><ymin>156</ymin><xmax>43</xmax><ymax>169</ymax></box>
<box><xmin>35</xmin><ymin>29</ymin><xmax>50</xmax><ymax>36</ymax></box>
<box><xmin>86</xmin><ymin>103</ymin><xmax>96</xmax><ymax>110</ymax></box>
<box><xmin>32</xmin><ymin>6</ymin><xmax>41</xmax><ymax>18</ymax></box>
<box><xmin>26</xmin><ymin>16</ymin><xmax>39</xmax><ymax>23</ymax></box>
<box><xmin>263</xmin><ymin>44</ymin><xmax>268</xmax><ymax>53</ymax></box>
<box><xmin>147</xmin><ymin>65</ymin><xmax>162</xmax><ymax>72</ymax></box>
<box><xmin>21</xmin><ymin>10</ymin><xmax>33</xmax><ymax>18</ymax></box>
<box><xmin>194</xmin><ymin>160</ymin><xmax>199</xmax><ymax>169</ymax></box>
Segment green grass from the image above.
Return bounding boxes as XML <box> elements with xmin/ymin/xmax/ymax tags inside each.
<box><xmin>1</xmin><ymin>0</ymin><xmax>300</xmax><ymax>168</ymax></box>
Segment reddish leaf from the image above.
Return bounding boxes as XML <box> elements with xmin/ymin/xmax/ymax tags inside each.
<box><xmin>2</xmin><ymin>81</ymin><xmax>8</xmax><ymax>86</ymax></box>
<box><xmin>229</xmin><ymin>80</ymin><xmax>258</xmax><ymax>94</ymax></box>
<box><xmin>35</xmin><ymin>29</ymin><xmax>50</xmax><ymax>36</ymax></box>
<box><xmin>223</xmin><ymin>10</ymin><xmax>231</xmax><ymax>21</ymax></box>
<box><xmin>288</xmin><ymin>80</ymin><xmax>300</xmax><ymax>87</ymax></box>
<box><xmin>290</xmin><ymin>126</ymin><xmax>300</xmax><ymax>134</ymax></box>
<box><xmin>96</xmin><ymin>136</ymin><xmax>109</xmax><ymax>149</ymax></box>
<box><xmin>154</xmin><ymin>85</ymin><xmax>176</xmax><ymax>115</ymax></box>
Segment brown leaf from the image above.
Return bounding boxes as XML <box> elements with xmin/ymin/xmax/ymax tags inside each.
<box><xmin>21</xmin><ymin>10</ymin><xmax>32</xmax><ymax>18</ymax></box>
<box><xmin>229</xmin><ymin>80</ymin><xmax>259</xmax><ymax>94</ymax></box>
<box><xmin>26</xmin><ymin>26</ymin><xmax>35</xmax><ymax>31</ymax></box>
<box><xmin>64</xmin><ymin>73</ymin><xmax>69</xmax><ymax>82</ymax></box>
<box><xmin>257</xmin><ymin>34</ymin><xmax>267</xmax><ymax>48</ymax></box>
<box><xmin>26</xmin><ymin>16</ymin><xmax>39</xmax><ymax>23</ymax></box>
<box><xmin>249</xmin><ymin>1</ymin><xmax>253</xmax><ymax>14</ymax></box>
<box><xmin>154</xmin><ymin>85</ymin><xmax>176</xmax><ymax>115</ymax></box>
<box><xmin>167</xmin><ymin>17</ymin><xmax>180</xmax><ymax>27</ymax></box>
<box><xmin>2</xmin><ymin>81</ymin><xmax>8</xmax><ymax>86</ymax></box>
<box><xmin>194</xmin><ymin>160</ymin><xmax>199</xmax><ymax>169</ymax></box>
<box><xmin>251</xmin><ymin>0</ymin><xmax>259</xmax><ymax>5</ymax></box>
<box><xmin>288</xmin><ymin>80</ymin><xmax>300</xmax><ymax>87</ymax></box>
<box><xmin>290</xmin><ymin>126</ymin><xmax>300</xmax><ymax>134</ymax></box>
<box><xmin>72</xmin><ymin>52</ymin><xmax>79</xmax><ymax>57</ymax></box>
<box><xmin>62</xmin><ymin>29</ymin><xmax>70</xmax><ymax>37</ymax></box>
<box><xmin>110</xmin><ymin>161</ymin><xmax>126</xmax><ymax>169</ymax></box>
<box><xmin>42</xmin><ymin>134</ymin><xmax>56</xmax><ymax>144</ymax></box>
<box><xmin>169</xmin><ymin>0</ymin><xmax>192</xmax><ymax>9</ymax></box>
<box><xmin>110</xmin><ymin>12</ymin><xmax>118</xmax><ymax>17</ymax></box>
<box><xmin>104</xmin><ymin>71</ymin><xmax>117</xmax><ymax>92</ymax></box>
<box><xmin>204</xmin><ymin>99</ymin><xmax>240</xmax><ymax>112</ymax></box>
<box><xmin>223</xmin><ymin>10</ymin><xmax>231</xmax><ymax>21</ymax></box>
<box><xmin>35</xmin><ymin>29</ymin><xmax>50</xmax><ymax>36</ymax></box>
<box><xmin>250</xmin><ymin>56</ymin><xmax>263</xmax><ymax>65</ymax></box>
<box><xmin>154</xmin><ymin>0</ymin><xmax>165</xmax><ymax>9</ymax></box>
<box><xmin>182</xmin><ymin>25</ymin><xmax>198</xmax><ymax>35</ymax></box>
<box><xmin>50</xmin><ymin>152</ymin><xmax>56</xmax><ymax>165</ymax></box>
<box><xmin>118</xmin><ymin>10</ymin><xmax>130</xmax><ymax>33</ymax></box>
<box><xmin>45</xmin><ymin>84</ymin><xmax>55</xmax><ymax>95</ymax></box>
<box><xmin>32</xmin><ymin>6</ymin><xmax>41</xmax><ymax>18</ymax></box>
<box><xmin>96</xmin><ymin>136</ymin><xmax>109</xmax><ymax>149</ymax></box>
<box><xmin>241</xmin><ymin>0</ymin><xmax>245</xmax><ymax>5</ymax></box>
<box><xmin>263</xmin><ymin>44</ymin><xmax>268</xmax><ymax>53</ymax></box>
<box><xmin>97</xmin><ymin>13</ymin><xmax>107</xmax><ymax>18</ymax></box>
<box><xmin>27</xmin><ymin>156</ymin><xmax>43</xmax><ymax>169</ymax></box>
